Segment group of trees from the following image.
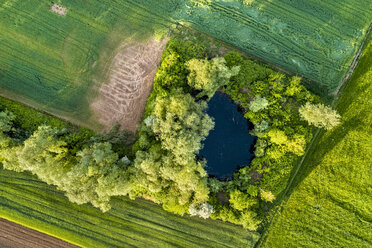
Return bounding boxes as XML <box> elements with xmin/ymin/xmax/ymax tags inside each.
<box><xmin>186</xmin><ymin>57</ymin><xmax>240</xmax><ymax>98</ymax></box>
<box><xmin>0</xmin><ymin>110</ymin><xmax>133</xmax><ymax>212</ymax></box>
<box><xmin>0</xmin><ymin>38</ymin><xmax>340</xmax><ymax>231</ymax></box>
<box><xmin>130</xmin><ymin>39</ymin><xmax>240</xmax><ymax>215</ymax></box>
<box><xmin>204</xmin><ymin>52</ymin><xmax>340</xmax><ymax>229</ymax></box>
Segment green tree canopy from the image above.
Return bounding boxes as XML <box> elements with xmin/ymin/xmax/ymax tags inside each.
<box><xmin>186</xmin><ymin>57</ymin><xmax>240</xmax><ymax>98</ymax></box>
<box><xmin>249</xmin><ymin>95</ymin><xmax>269</xmax><ymax>112</ymax></box>
<box><xmin>0</xmin><ymin>110</ymin><xmax>15</xmax><ymax>133</ymax></box>
<box><xmin>131</xmin><ymin>89</ymin><xmax>213</xmax><ymax>214</ymax></box>
<box><xmin>64</xmin><ymin>142</ymin><xmax>130</xmax><ymax>212</ymax></box>
<box><xmin>299</xmin><ymin>102</ymin><xmax>341</xmax><ymax>130</ymax></box>
<box><xmin>1</xmin><ymin>125</ymin><xmax>68</xmax><ymax>180</ymax></box>
<box><xmin>152</xmin><ymin>89</ymin><xmax>214</xmax><ymax>165</ymax></box>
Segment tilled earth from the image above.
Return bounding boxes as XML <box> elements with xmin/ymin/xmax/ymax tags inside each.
<box><xmin>0</xmin><ymin>218</ymin><xmax>79</xmax><ymax>248</ymax></box>
<box><xmin>92</xmin><ymin>39</ymin><xmax>167</xmax><ymax>132</ymax></box>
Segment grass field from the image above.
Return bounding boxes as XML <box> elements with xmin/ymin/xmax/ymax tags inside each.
<box><xmin>0</xmin><ymin>0</ymin><xmax>175</xmax><ymax>129</ymax></box>
<box><xmin>0</xmin><ymin>167</ymin><xmax>260</xmax><ymax>248</ymax></box>
<box><xmin>1</xmin><ymin>1</ymin><xmax>370</xmax><ymax>130</ymax></box>
<box><xmin>258</xmin><ymin>41</ymin><xmax>372</xmax><ymax>247</ymax></box>
<box><xmin>175</xmin><ymin>0</ymin><xmax>371</xmax><ymax>91</ymax></box>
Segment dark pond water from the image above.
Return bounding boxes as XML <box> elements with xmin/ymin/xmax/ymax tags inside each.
<box><xmin>199</xmin><ymin>93</ymin><xmax>255</xmax><ymax>179</ymax></box>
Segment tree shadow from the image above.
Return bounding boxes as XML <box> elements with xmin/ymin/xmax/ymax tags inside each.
<box><xmin>283</xmin><ymin>41</ymin><xmax>372</xmax><ymax>198</ymax></box>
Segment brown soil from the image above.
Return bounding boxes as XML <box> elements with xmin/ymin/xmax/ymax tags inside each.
<box><xmin>0</xmin><ymin>218</ymin><xmax>79</xmax><ymax>248</ymax></box>
<box><xmin>91</xmin><ymin>39</ymin><xmax>168</xmax><ymax>132</ymax></box>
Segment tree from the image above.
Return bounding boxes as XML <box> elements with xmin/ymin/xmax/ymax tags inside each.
<box><xmin>208</xmin><ymin>178</ymin><xmax>224</xmax><ymax>193</ymax></box>
<box><xmin>0</xmin><ymin>111</ymin><xmax>15</xmax><ymax>152</ymax></box>
<box><xmin>186</xmin><ymin>57</ymin><xmax>240</xmax><ymax>98</ymax></box>
<box><xmin>229</xmin><ymin>190</ymin><xmax>258</xmax><ymax>211</ymax></box>
<box><xmin>284</xmin><ymin>76</ymin><xmax>302</xmax><ymax>97</ymax></box>
<box><xmin>1</xmin><ymin>125</ymin><xmax>68</xmax><ymax>181</ymax></box>
<box><xmin>132</xmin><ymin>148</ymin><xmax>210</xmax><ymax>214</ymax></box>
<box><xmin>64</xmin><ymin>142</ymin><xmax>130</xmax><ymax>212</ymax></box>
<box><xmin>152</xmin><ymin>89</ymin><xmax>214</xmax><ymax>165</ymax></box>
<box><xmin>299</xmin><ymin>102</ymin><xmax>341</xmax><ymax>130</ymax></box>
<box><xmin>254</xmin><ymin>139</ymin><xmax>267</xmax><ymax>157</ymax></box>
<box><xmin>130</xmin><ymin>88</ymin><xmax>214</xmax><ymax>214</ymax></box>
<box><xmin>249</xmin><ymin>95</ymin><xmax>269</xmax><ymax>112</ymax></box>
<box><xmin>251</xmin><ymin>120</ymin><xmax>269</xmax><ymax>137</ymax></box>
<box><xmin>260</xmin><ymin>189</ymin><xmax>276</xmax><ymax>202</ymax></box>
<box><xmin>266</xmin><ymin>129</ymin><xmax>306</xmax><ymax>156</ymax></box>
<box><xmin>189</xmin><ymin>202</ymin><xmax>214</xmax><ymax>219</ymax></box>
<box><xmin>0</xmin><ymin>110</ymin><xmax>15</xmax><ymax>133</ymax></box>
<box><xmin>240</xmin><ymin>210</ymin><xmax>261</xmax><ymax>230</ymax></box>
<box><xmin>267</xmin><ymin>129</ymin><xmax>288</xmax><ymax>145</ymax></box>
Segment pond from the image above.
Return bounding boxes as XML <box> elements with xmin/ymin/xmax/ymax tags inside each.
<box><xmin>199</xmin><ymin>92</ymin><xmax>256</xmax><ymax>179</ymax></box>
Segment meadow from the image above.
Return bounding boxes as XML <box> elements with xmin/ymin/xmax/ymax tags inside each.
<box><xmin>175</xmin><ymin>0</ymin><xmax>371</xmax><ymax>91</ymax></box>
<box><xmin>0</xmin><ymin>167</ymin><xmax>260</xmax><ymax>248</ymax></box>
<box><xmin>1</xmin><ymin>1</ymin><xmax>370</xmax><ymax>131</ymax></box>
<box><xmin>258</xmin><ymin>40</ymin><xmax>372</xmax><ymax>247</ymax></box>
<box><xmin>0</xmin><ymin>0</ymin><xmax>175</xmax><ymax>129</ymax></box>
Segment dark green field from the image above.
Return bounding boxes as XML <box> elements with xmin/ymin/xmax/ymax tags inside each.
<box><xmin>175</xmin><ymin>0</ymin><xmax>372</xmax><ymax>91</ymax></box>
<box><xmin>1</xmin><ymin>0</ymin><xmax>370</xmax><ymax>130</ymax></box>
<box><xmin>0</xmin><ymin>167</ymin><xmax>259</xmax><ymax>247</ymax></box>
<box><xmin>259</xmin><ymin>41</ymin><xmax>372</xmax><ymax>248</ymax></box>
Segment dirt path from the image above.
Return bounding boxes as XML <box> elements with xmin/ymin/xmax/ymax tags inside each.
<box><xmin>92</xmin><ymin>39</ymin><xmax>168</xmax><ymax>132</ymax></box>
<box><xmin>0</xmin><ymin>218</ymin><xmax>79</xmax><ymax>248</ymax></box>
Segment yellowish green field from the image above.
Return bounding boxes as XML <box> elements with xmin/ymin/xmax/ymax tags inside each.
<box><xmin>259</xmin><ymin>41</ymin><xmax>372</xmax><ymax>248</ymax></box>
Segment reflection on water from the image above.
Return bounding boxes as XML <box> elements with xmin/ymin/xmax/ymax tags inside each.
<box><xmin>199</xmin><ymin>93</ymin><xmax>255</xmax><ymax>179</ymax></box>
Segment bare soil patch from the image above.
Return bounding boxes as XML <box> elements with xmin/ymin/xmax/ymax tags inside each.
<box><xmin>92</xmin><ymin>39</ymin><xmax>168</xmax><ymax>132</ymax></box>
<box><xmin>50</xmin><ymin>3</ymin><xmax>67</xmax><ymax>16</ymax></box>
<box><xmin>0</xmin><ymin>218</ymin><xmax>79</xmax><ymax>248</ymax></box>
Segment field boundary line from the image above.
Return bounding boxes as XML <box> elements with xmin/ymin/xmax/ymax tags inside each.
<box><xmin>255</xmin><ymin>127</ymin><xmax>321</xmax><ymax>248</ymax></box>
<box><xmin>334</xmin><ymin>23</ymin><xmax>372</xmax><ymax>96</ymax></box>
<box><xmin>256</xmin><ymin>23</ymin><xmax>372</xmax><ymax>248</ymax></box>
<box><xmin>0</xmin><ymin>215</ymin><xmax>82</xmax><ymax>248</ymax></box>
<box><xmin>257</xmin><ymin>86</ymin><xmax>342</xmax><ymax>247</ymax></box>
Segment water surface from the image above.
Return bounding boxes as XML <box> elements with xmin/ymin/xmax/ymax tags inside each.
<box><xmin>200</xmin><ymin>93</ymin><xmax>255</xmax><ymax>179</ymax></box>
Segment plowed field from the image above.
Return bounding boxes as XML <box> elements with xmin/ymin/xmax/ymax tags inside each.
<box><xmin>0</xmin><ymin>218</ymin><xmax>78</xmax><ymax>248</ymax></box>
<box><xmin>92</xmin><ymin>39</ymin><xmax>167</xmax><ymax>132</ymax></box>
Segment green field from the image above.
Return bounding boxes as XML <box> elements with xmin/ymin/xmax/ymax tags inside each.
<box><xmin>1</xmin><ymin>1</ymin><xmax>370</xmax><ymax>130</ymax></box>
<box><xmin>177</xmin><ymin>0</ymin><xmax>371</xmax><ymax>91</ymax></box>
<box><xmin>259</xmin><ymin>41</ymin><xmax>372</xmax><ymax>247</ymax></box>
<box><xmin>0</xmin><ymin>167</ymin><xmax>260</xmax><ymax>247</ymax></box>
<box><xmin>0</xmin><ymin>0</ymin><xmax>175</xmax><ymax>129</ymax></box>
